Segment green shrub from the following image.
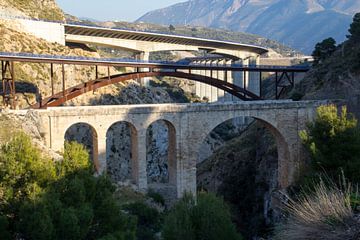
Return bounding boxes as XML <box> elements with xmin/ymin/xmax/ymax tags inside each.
<box><xmin>147</xmin><ymin>189</ymin><xmax>165</xmax><ymax>206</ymax></box>
<box><xmin>300</xmin><ymin>104</ymin><xmax>360</xmax><ymax>183</ymax></box>
<box><xmin>0</xmin><ymin>215</ymin><xmax>11</xmax><ymax>240</ymax></box>
<box><xmin>163</xmin><ymin>192</ymin><xmax>242</xmax><ymax>240</ymax></box>
<box><xmin>123</xmin><ymin>201</ymin><xmax>162</xmax><ymax>240</ymax></box>
<box><xmin>58</xmin><ymin>141</ymin><xmax>93</xmax><ymax>176</ymax></box>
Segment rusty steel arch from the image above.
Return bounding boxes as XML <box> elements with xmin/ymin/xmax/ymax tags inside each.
<box><xmin>31</xmin><ymin>71</ymin><xmax>262</xmax><ymax>109</ymax></box>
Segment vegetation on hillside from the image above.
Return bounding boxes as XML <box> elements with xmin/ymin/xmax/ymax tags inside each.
<box><xmin>274</xmin><ymin>104</ymin><xmax>360</xmax><ymax>240</ymax></box>
<box><xmin>0</xmin><ymin>134</ymin><xmax>137</xmax><ymax>239</ymax></box>
<box><xmin>275</xmin><ymin>179</ymin><xmax>360</xmax><ymax>240</ymax></box>
<box><xmin>300</xmin><ymin>105</ymin><xmax>360</xmax><ymax>183</ymax></box>
<box><xmin>312</xmin><ymin>38</ymin><xmax>337</xmax><ymax>65</ymax></box>
<box><xmin>163</xmin><ymin>192</ymin><xmax>243</xmax><ymax>240</ymax></box>
<box><xmin>0</xmin><ymin>132</ymin><xmax>246</xmax><ymax>239</ymax></box>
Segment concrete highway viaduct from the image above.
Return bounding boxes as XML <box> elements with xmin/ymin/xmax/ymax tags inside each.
<box><xmin>32</xmin><ymin>100</ymin><xmax>327</xmax><ymax>198</ymax></box>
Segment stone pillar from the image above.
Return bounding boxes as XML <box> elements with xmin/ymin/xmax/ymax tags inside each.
<box><xmin>136</xmin><ymin>129</ymin><xmax>148</xmax><ymax>191</ymax></box>
<box><xmin>96</xmin><ymin>129</ymin><xmax>107</xmax><ymax>175</ymax></box>
<box><xmin>135</xmin><ymin>51</ymin><xmax>150</xmax><ymax>87</ymax></box>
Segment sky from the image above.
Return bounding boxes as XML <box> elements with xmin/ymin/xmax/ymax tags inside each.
<box><xmin>56</xmin><ymin>0</ymin><xmax>185</xmax><ymax>22</ymax></box>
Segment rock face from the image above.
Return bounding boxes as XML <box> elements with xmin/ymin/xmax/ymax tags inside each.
<box><xmin>197</xmin><ymin>122</ymin><xmax>279</xmax><ymax>239</ymax></box>
<box><xmin>137</xmin><ymin>0</ymin><xmax>360</xmax><ymax>53</ymax></box>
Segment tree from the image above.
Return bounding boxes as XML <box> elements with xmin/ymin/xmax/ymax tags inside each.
<box><xmin>312</xmin><ymin>38</ymin><xmax>337</xmax><ymax>64</ymax></box>
<box><xmin>348</xmin><ymin>12</ymin><xmax>360</xmax><ymax>41</ymax></box>
<box><xmin>169</xmin><ymin>24</ymin><xmax>176</xmax><ymax>31</ymax></box>
<box><xmin>0</xmin><ymin>135</ymin><xmax>137</xmax><ymax>239</ymax></box>
<box><xmin>123</xmin><ymin>202</ymin><xmax>162</xmax><ymax>240</ymax></box>
<box><xmin>163</xmin><ymin>192</ymin><xmax>243</xmax><ymax>240</ymax></box>
<box><xmin>300</xmin><ymin>105</ymin><xmax>360</xmax><ymax>183</ymax></box>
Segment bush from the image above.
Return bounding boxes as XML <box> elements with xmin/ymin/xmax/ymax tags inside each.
<box><xmin>274</xmin><ymin>179</ymin><xmax>360</xmax><ymax>240</ymax></box>
<box><xmin>0</xmin><ymin>135</ymin><xmax>136</xmax><ymax>239</ymax></box>
<box><xmin>123</xmin><ymin>201</ymin><xmax>162</xmax><ymax>240</ymax></box>
<box><xmin>300</xmin><ymin>104</ymin><xmax>360</xmax><ymax>183</ymax></box>
<box><xmin>163</xmin><ymin>192</ymin><xmax>242</xmax><ymax>240</ymax></box>
<box><xmin>147</xmin><ymin>189</ymin><xmax>165</xmax><ymax>206</ymax></box>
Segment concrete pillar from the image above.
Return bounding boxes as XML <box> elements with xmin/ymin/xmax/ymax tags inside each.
<box><xmin>195</xmin><ymin>61</ymin><xmax>201</xmax><ymax>98</ymax></box>
<box><xmin>205</xmin><ymin>60</ymin><xmax>212</xmax><ymax>102</ymax></box>
<box><xmin>136</xmin><ymin>129</ymin><xmax>148</xmax><ymax>190</ymax></box>
<box><xmin>97</xmin><ymin>129</ymin><xmax>107</xmax><ymax>175</ymax></box>
<box><xmin>225</xmin><ymin>59</ymin><xmax>234</xmax><ymax>102</ymax></box>
<box><xmin>210</xmin><ymin>60</ymin><xmax>218</xmax><ymax>102</ymax></box>
<box><xmin>248</xmin><ymin>56</ymin><xmax>260</xmax><ymax>96</ymax></box>
<box><xmin>200</xmin><ymin>61</ymin><xmax>206</xmax><ymax>100</ymax></box>
<box><xmin>135</xmin><ymin>51</ymin><xmax>150</xmax><ymax>87</ymax></box>
<box><xmin>217</xmin><ymin>60</ymin><xmax>226</xmax><ymax>102</ymax></box>
<box><xmin>232</xmin><ymin>59</ymin><xmax>244</xmax><ymax>102</ymax></box>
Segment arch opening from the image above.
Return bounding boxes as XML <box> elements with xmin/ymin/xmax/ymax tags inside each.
<box><xmin>146</xmin><ymin>119</ymin><xmax>177</xmax><ymax>194</ymax></box>
<box><xmin>196</xmin><ymin>116</ymin><xmax>289</xmax><ymax>238</ymax></box>
<box><xmin>64</xmin><ymin>122</ymin><xmax>99</xmax><ymax>171</ymax></box>
<box><xmin>106</xmin><ymin>121</ymin><xmax>138</xmax><ymax>185</ymax></box>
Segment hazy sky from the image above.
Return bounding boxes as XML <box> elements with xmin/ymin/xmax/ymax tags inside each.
<box><xmin>56</xmin><ymin>0</ymin><xmax>185</xmax><ymax>22</ymax></box>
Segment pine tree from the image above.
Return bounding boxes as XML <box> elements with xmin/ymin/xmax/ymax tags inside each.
<box><xmin>348</xmin><ymin>12</ymin><xmax>360</xmax><ymax>41</ymax></box>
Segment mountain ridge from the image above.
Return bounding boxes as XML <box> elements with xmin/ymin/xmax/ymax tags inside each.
<box><xmin>137</xmin><ymin>0</ymin><xmax>360</xmax><ymax>53</ymax></box>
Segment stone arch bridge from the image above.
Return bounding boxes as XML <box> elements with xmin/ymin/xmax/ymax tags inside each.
<box><xmin>32</xmin><ymin>100</ymin><xmax>327</xmax><ymax>198</ymax></box>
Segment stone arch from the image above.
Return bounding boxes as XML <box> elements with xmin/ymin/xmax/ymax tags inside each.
<box><xmin>106</xmin><ymin>121</ymin><xmax>138</xmax><ymax>185</ymax></box>
<box><xmin>146</xmin><ymin>119</ymin><xmax>177</xmax><ymax>185</ymax></box>
<box><xmin>64</xmin><ymin>122</ymin><xmax>99</xmax><ymax>172</ymax></box>
<box><xmin>197</xmin><ymin>115</ymin><xmax>290</xmax><ymax>188</ymax></box>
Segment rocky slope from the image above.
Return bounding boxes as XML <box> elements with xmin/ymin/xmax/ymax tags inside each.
<box><xmin>197</xmin><ymin>122</ymin><xmax>279</xmax><ymax>239</ymax></box>
<box><xmin>138</xmin><ymin>0</ymin><xmax>360</xmax><ymax>53</ymax></box>
<box><xmin>295</xmin><ymin>36</ymin><xmax>360</xmax><ymax>118</ymax></box>
<box><xmin>0</xmin><ymin>0</ymin><xmax>64</xmax><ymax>21</ymax></box>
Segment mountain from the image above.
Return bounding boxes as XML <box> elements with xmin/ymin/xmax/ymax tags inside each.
<box><xmin>137</xmin><ymin>0</ymin><xmax>360</xmax><ymax>53</ymax></box>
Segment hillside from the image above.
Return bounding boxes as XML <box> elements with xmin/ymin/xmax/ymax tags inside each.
<box><xmin>0</xmin><ymin>0</ymin><xmax>64</xmax><ymax>21</ymax></box>
<box><xmin>295</xmin><ymin>35</ymin><xmax>360</xmax><ymax>117</ymax></box>
<box><xmin>137</xmin><ymin>0</ymin><xmax>360</xmax><ymax>53</ymax></box>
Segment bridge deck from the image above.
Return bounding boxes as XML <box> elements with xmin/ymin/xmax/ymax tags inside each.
<box><xmin>0</xmin><ymin>52</ymin><xmax>310</xmax><ymax>72</ymax></box>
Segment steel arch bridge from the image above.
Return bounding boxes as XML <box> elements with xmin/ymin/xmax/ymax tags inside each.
<box><xmin>33</xmin><ymin>71</ymin><xmax>262</xmax><ymax>109</ymax></box>
<box><xmin>0</xmin><ymin>52</ymin><xmax>310</xmax><ymax>109</ymax></box>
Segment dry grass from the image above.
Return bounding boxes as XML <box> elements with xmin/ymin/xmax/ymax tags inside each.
<box><xmin>275</xmin><ymin>179</ymin><xmax>360</xmax><ymax>240</ymax></box>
